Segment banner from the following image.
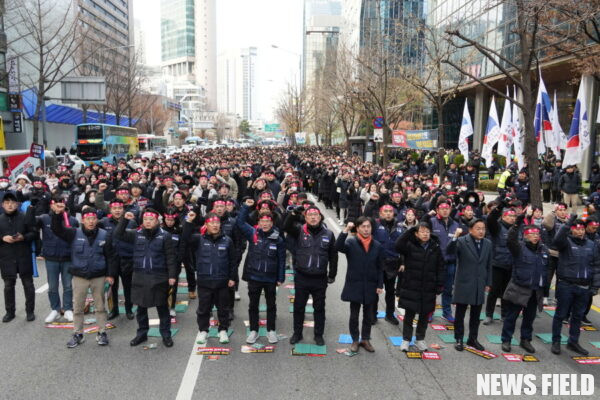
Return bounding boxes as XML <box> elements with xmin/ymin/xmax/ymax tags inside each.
<box><xmin>30</xmin><ymin>143</ymin><xmax>44</xmax><ymax>159</ymax></box>
<box><xmin>294</xmin><ymin>132</ymin><xmax>306</xmax><ymax>145</ymax></box>
<box><xmin>391</xmin><ymin>130</ymin><xmax>438</xmax><ymax>150</ymax></box>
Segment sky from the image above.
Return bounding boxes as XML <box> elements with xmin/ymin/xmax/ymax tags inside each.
<box><xmin>133</xmin><ymin>0</ymin><xmax>304</xmax><ymax>121</ymax></box>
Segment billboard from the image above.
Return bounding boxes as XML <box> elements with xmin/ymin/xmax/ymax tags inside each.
<box><xmin>391</xmin><ymin>129</ymin><xmax>438</xmax><ymax>150</ymax></box>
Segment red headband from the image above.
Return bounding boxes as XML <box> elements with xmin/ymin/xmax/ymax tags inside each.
<box><xmin>304</xmin><ymin>208</ymin><xmax>320</xmax><ymax>216</ymax></box>
<box><xmin>588</xmin><ymin>221</ymin><xmax>600</xmax><ymax>227</ymax></box>
<box><xmin>556</xmin><ymin>204</ymin><xmax>567</xmax><ymax>210</ymax></box>
<box><xmin>571</xmin><ymin>224</ymin><xmax>585</xmax><ymax>230</ymax></box>
<box><xmin>116</xmin><ymin>189</ymin><xmax>129</xmax><ymax>194</ymax></box>
<box><xmin>163</xmin><ymin>177</ymin><xmax>173</xmax><ymax>182</ymax></box>
<box><xmin>143</xmin><ymin>212</ymin><xmax>159</xmax><ymax>218</ymax></box>
<box><xmin>205</xmin><ymin>216</ymin><xmax>220</xmax><ymax>223</ymax></box>
<box><xmin>164</xmin><ymin>214</ymin><xmax>178</xmax><ymax>219</ymax></box>
<box><xmin>380</xmin><ymin>205</ymin><xmax>394</xmax><ymax>212</ymax></box>
<box><xmin>109</xmin><ymin>202</ymin><xmax>123</xmax><ymax>207</ymax></box>
<box><xmin>438</xmin><ymin>203</ymin><xmax>450</xmax><ymax>209</ymax></box>
<box><xmin>503</xmin><ymin>210</ymin><xmax>516</xmax><ymax>216</ymax></box>
<box><xmin>523</xmin><ymin>227</ymin><xmax>540</xmax><ymax>235</ymax></box>
<box><xmin>259</xmin><ymin>215</ymin><xmax>273</xmax><ymax>221</ymax></box>
<box><xmin>83</xmin><ymin>212</ymin><xmax>97</xmax><ymax>219</ymax></box>
<box><xmin>213</xmin><ymin>200</ymin><xmax>226</xmax><ymax>206</ymax></box>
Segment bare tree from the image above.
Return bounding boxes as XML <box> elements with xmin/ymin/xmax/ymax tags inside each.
<box><xmin>6</xmin><ymin>0</ymin><xmax>89</xmax><ymax>145</ymax></box>
<box><xmin>134</xmin><ymin>95</ymin><xmax>172</xmax><ymax>135</ymax></box>
<box><xmin>443</xmin><ymin>0</ymin><xmax>598</xmax><ymax>207</ymax></box>
<box><xmin>275</xmin><ymin>81</ymin><xmax>313</xmax><ymax>146</ymax></box>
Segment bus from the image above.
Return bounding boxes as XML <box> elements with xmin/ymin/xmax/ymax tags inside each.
<box><xmin>184</xmin><ymin>136</ymin><xmax>206</xmax><ymax>146</ymax></box>
<box><xmin>138</xmin><ymin>134</ymin><xmax>168</xmax><ymax>152</ymax></box>
<box><xmin>75</xmin><ymin>124</ymin><xmax>138</xmax><ymax>164</ymax></box>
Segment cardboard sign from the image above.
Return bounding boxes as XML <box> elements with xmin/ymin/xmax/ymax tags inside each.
<box><xmin>465</xmin><ymin>347</ymin><xmax>498</xmax><ymax>359</ymax></box>
<box><xmin>522</xmin><ymin>355</ymin><xmax>540</xmax><ymax>362</ymax></box>
<box><xmin>502</xmin><ymin>353</ymin><xmax>523</xmax><ymax>362</ymax></box>
<box><xmin>241</xmin><ymin>344</ymin><xmax>275</xmax><ymax>354</ymax></box>
<box><xmin>196</xmin><ymin>347</ymin><xmax>230</xmax><ymax>355</ymax></box>
<box><xmin>422</xmin><ymin>351</ymin><xmax>441</xmax><ymax>360</ymax></box>
<box><xmin>572</xmin><ymin>356</ymin><xmax>600</xmax><ymax>365</ymax></box>
<box><xmin>581</xmin><ymin>325</ymin><xmax>598</xmax><ymax>332</ymax></box>
<box><xmin>405</xmin><ymin>351</ymin><xmax>423</xmax><ymax>359</ymax></box>
<box><xmin>430</xmin><ymin>324</ymin><xmax>446</xmax><ymax>331</ymax></box>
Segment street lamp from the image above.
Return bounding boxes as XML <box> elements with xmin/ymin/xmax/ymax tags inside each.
<box><xmin>271</xmin><ymin>44</ymin><xmax>303</xmax><ymax>88</ymax></box>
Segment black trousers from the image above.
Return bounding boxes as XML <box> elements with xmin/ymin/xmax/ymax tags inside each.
<box><xmin>136</xmin><ymin>304</ymin><xmax>171</xmax><ymax>338</ymax></box>
<box><xmin>349</xmin><ymin>302</ymin><xmax>375</xmax><ymax>341</ymax></box>
<box><xmin>196</xmin><ymin>286</ymin><xmax>230</xmax><ymax>332</ymax></box>
<box><xmin>3</xmin><ymin>275</ymin><xmax>35</xmax><ymax>314</ymax></box>
<box><xmin>485</xmin><ymin>267</ymin><xmax>511</xmax><ymax>318</ymax></box>
<box><xmin>183</xmin><ymin>259</ymin><xmax>196</xmax><ymax>292</ymax></box>
<box><xmin>110</xmin><ymin>258</ymin><xmax>133</xmax><ymax>313</ymax></box>
<box><xmin>544</xmin><ymin>256</ymin><xmax>558</xmax><ymax>297</ymax></box>
<box><xmin>403</xmin><ymin>309</ymin><xmax>429</xmax><ymax>341</ymax></box>
<box><xmin>293</xmin><ymin>284</ymin><xmax>326</xmax><ymax>337</ymax></box>
<box><xmin>248</xmin><ymin>280</ymin><xmax>277</xmax><ymax>331</ymax></box>
<box><xmin>551</xmin><ymin>190</ymin><xmax>562</xmax><ymax>203</ymax></box>
<box><xmin>454</xmin><ymin>303</ymin><xmax>482</xmax><ymax>342</ymax></box>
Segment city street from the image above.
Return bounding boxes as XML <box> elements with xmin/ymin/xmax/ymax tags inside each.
<box><xmin>0</xmin><ymin>195</ymin><xmax>599</xmax><ymax>400</ymax></box>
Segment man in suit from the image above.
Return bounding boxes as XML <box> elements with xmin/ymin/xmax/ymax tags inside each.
<box><xmin>447</xmin><ymin>219</ymin><xmax>493</xmax><ymax>351</ymax></box>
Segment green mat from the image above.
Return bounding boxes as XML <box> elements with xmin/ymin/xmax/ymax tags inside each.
<box><xmin>259</xmin><ymin>304</ymin><xmax>267</xmax><ymax>312</ymax></box>
<box><xmin>289</xmin><ymin>305</ymin><xmax>314</xmax><ymax>313</ymax></box>
<box><xmin>118</xmin><ymin>306</ymin><xmax>137</xmax><ymax>314</ymax></box>
<box><xmin>246</xmin><ymin>327</ymin><xmax>269</xmax><ymax>337</ymax></box>
<box><xmin>207</xmin><ymin>327</ymin><xmax>234</xmax><ymax>338</ymax></box>
<box><xmin>543</xmin><ymin>309</ymin><xmax>555</xmax><ymax>317</ymax></box>
<box><xmin>177</xmin><ymin>287</ymin><xmax>189</xmax><ymax>294</ymax></box>
<box><xmin>293</xmin><ymin>343</ymin><xmax>326</xmax><ymax>355</ymax></box>
<box><xmin>438</xmin><ymin>334</ymin><xmax>468</xmax><ymax>343</ymax></box>
<box><xmin>486</xmin><ymin>335</ymin><xmax>518</xmax><ymax>345</ymax></box>
<box><xmin>175</xmin><ymin>304</ymin><xmax>188</xmax><ymax>313</ymax></box>
<box><xmin>285</xmin><ymin>269</ymin><xmax>294</xmax><ymax>274</ymax></box>
<box><xmin>433</xmin><ymin>309</ymin><xmax>443</xmax><ymax>317</ymax></box>
<box><xmin>118</xmin><ymin>290</ymin><xmax>124</xmax><ymax>296</ymax></box>
<box><xmin>179</xmin><ymin>272</ymin><xmax>186</xmax><ymax>279</ymax></box>
<box><xmin>289</xmin><ymin>289</ymin><xmax>295</xmax><ymax>295</ymax></box>
<box><xmin>480</xmin><ymin>312</ymin><xmax>501</xmax><ymax>320</ymax></box>
<box><xmin>535</xmin><ymin>333</ymin><xmax>568</xmax><ymax>344</ymax></box>
<box><xmin>590</xmin><ymin>342</ymin><xmax>600</xmax><ymax>349</ymax></box>
<box><xmin>148</xmin><ymin>328</ymin><xmax>179</xmax><ymax>337</ymax></box>
<box><xmin>287</xmin><ymin>275</ymin><xmax>294</xmax><ymax>282</ymax></box>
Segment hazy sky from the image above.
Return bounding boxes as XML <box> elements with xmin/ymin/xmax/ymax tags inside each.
<box><xmin>133</xmin><ymin>0</ymin><xmax>304</xmax><ymax>120</ymax></box>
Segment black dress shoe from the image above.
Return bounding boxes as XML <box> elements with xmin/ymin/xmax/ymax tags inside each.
<box><xmin>454</xmin><ymin>339</ymin><xmax>464</xmax><ymax>351</ymax></box>
<box><xmin>551</xmin><ymin>342</ymin><xmax>561</xmax><ymax>355</ymax></box>
<box><xmin>385</xmin><ymin>315</ymin><xmax>399</xmax><ymax>326</ymax></box>
<box><xmin>581</xmin><ymin>316</ymin><xmax>592</xmax><ymax>325</ymax></box>
<box><xmin>130</xmin><ymin>335</ymin><xmax>148</xmax><ymax>346</ymax></box>
<box><xmin>467</xmin><ymin>339</ymin><xmax>485</xmax><ymax>351</ymax></box>
<box><xmin>314</xmin><ymin>335</ymin><xmax>325</xmax><ymax>346</ymax></box>
<box><xmin>501</xmin><ymin>342</ymin><xmax>511</xmax><ymax>352</ymax></box>
<box><xmin>566</xmin><ymin>341</ymin><xmax>589</xmax><ymax>355</ymax></box>
<box><xmin>2</xmin><ymin>313</ymin><xmax>15</xmax><ymax>323</ymax></box>
<box><xmin>289</xmin><ymin>333</ymin><xmax>303</xmax><ymax>344</ymax></box>
<box><xmin>107</xmin><ymin>311</ymin><xmax>119</xmax><ymax>321</ymax></box>
<box><xmin>520</xmin><ymin>339</ymin><xmax>536</xmax><ymax>354</ymax></box>
<box><xmin>162</xmin><ymin>337</ymin><xmax>174</xmax><ymax>347</ymax></box>
<box><xmin>26</xmin><ymin>313</ymin><xmax>35</xmax><ymax>322</ymax></box>
<box><xmin>126</xmin><ymin>312</ymin><xmax>135</xmax><ymax>320</ymax></box>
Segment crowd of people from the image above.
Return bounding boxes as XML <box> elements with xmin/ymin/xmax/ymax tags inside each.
<box><xmin>0</xmin><ymin>145</ymin><xmax>599</xmax><ymax>356</ymax></box>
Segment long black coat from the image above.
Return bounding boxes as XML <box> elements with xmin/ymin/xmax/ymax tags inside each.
<box><xmin>395</xmin><ymin>228</ymin><xmax>445</xmax><ymax>314</ymax></box>
<box><xmin>345</xmin><ymin>189</ymin><xmax>363</xmax><ymax>223</ymax></box>
<box><xmin>0</xmin><ymin>210</ymin><xmax>36</xmax><ymax>279</ymax></box>
<box><xmin>336</xmin><ymin>232</ymin><xmax>383</xmax><ymax>305</ymax></box>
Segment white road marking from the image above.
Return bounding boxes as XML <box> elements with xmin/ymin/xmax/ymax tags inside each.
<box><xmin>35</xmin><ymin>283</ymin><xmax>49</xmax><ymax>293</ymax></box>
<box><xmin>326</xmin><ymin>217</ymin><xmax>342</xmax><ymax>234</ymax></box>
<box><xmin>175</xmin><ymin>332</ymin><xmax>205</xmax><ymax>400</ymax></box>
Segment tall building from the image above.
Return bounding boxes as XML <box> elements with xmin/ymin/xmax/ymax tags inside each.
<box><xmin>160</xmin><ymin>0</ymin><xmax>216</xmax><ymax>111</ymax></box>
<box><xmin>240</xmin><ymin>47</ymin><xmax>257</xmax><ymax>121</ymax></box>
<box><xmin>217</xmin><ymin>47</ymin><xmax>258</xmax><ymax>121</ymax></box>
<box><xmin>303</xmin><ymin>0</ymin><xmax>342</xmax><ymax>89</ymax></box>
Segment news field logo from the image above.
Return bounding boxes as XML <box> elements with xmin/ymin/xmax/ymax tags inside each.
<box><xmin>477</xmin><ymin>374</ymin><xmax>594</xmax><ymax>396</ymax></box>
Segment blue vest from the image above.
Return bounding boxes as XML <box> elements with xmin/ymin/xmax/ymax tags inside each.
<box><xmin>40</xmin><ymin>214</ymin><xmax>75</xmax><ymax>259</ymax></box>
<box><xmin>221</xmin><ymin>216</ymin><xmax>235</xmax><ymax>238</ymax></box>
<box><xmin>100</xmin><ymin>217</ymin><xmax>135</xmax><ymax>258</ymax></box>
<box><xmin>133</xmin><ymin>228</ymin><xmax>168</xmax><ymax>273</ymax></box>
<box><xmin>557</xmin><ymin>236</ymin><xmax>596</xmax><ymax>283</ymax></box>
<box><xmin>373</xmin><ymin>220</ymin><xmax>403</xmax><ymax>260</ymax></box>
<box><xmin>70</xmin><ymin>228</ymin><xmax>107</xmax><ymax>276</ymax></box>
<box><xmin>295</xmin><ymin>226</ymin><xmax>333</xmax><ymax>276</ymax></box>
<box><xmin>491</xmin><ymin>221</ymin><xmax>513</xmax><ymax>269</ymax></box>
<box><xmin>244</xmin><ymin>229</ymin><xmax>280</xmax><ymax>280</ymax></box>
<box><xmin>512</xmin><ymin>243</ymin><xmax>548</xmax><ymax>290</ymax></box>
<box><xmin>430</xmin><ymin>217</ymin><xmax>458</xmax><ymax>262</ymax></box>
<box><xmin>195</xmin><ymin>234</ymin><xmax>232</xmax><ymax>281</ymax></box>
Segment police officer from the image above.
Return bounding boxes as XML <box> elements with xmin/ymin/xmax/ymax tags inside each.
<box><xmin>99</xmin><ymin>199</ymin><xmax>137</xmax><ymax>320</ymax></box>
<box><xmin>51</xmin><ymin>205</ymin><xmax>116</xmax><ymax>348</ymax></box>
<box><xmin>237</xmin><ymin>198</ymin><xmax>285</xmax><ymax>344</ymax></box>
<box><xmin>114</xmin><ymin>208</ymin><xmax>177</xmax><ymax>348</ymax></box>
<box><xmin>483</xmin><ymin>200</ymin><xmax>516</xmax><ymax>324</ymax></box>
<box><xmin>501</xmin><ymin>219</ymin><xmax>548</xmax><ymax>354</ymax></box>
<box><xmin>284</xmin><ymin>205</ymin><xmax>337</xmax><ymax>346</ymax></box>
<box><xmin>373</xmin><ymin>204</ymin><xmax>403</xmax><ymax>325</ymax></box>
<box><xmin>36</xmin><ymin>196</ymin><xmax>79</xmax><ymax>323</ymax></box>
<box><xmin>497</xmin><ymin>167</ymin><xmax>514</xmax><ymax>196</ymax></box>
<box><xmin>550</xmin><ymin>217</ymin><xmax>600</xmax><ymax>355</ymax></box>
<box><xmin>182</xmin><ymin>211</ymin><xmax>237</xmax><ymax>345</ymax></box>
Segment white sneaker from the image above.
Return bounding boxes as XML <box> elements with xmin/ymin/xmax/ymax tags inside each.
<box><xmin>219</xmin><ymin>330</ymin><xmax>230</xmax><ymax>344</ymax></box>
<box><xmin>267</xmin><ymin>330</ymin><xmax>278</xmax><ymax>344</ymax></box>
<box><xmin>397</xmin><ymin>307</ymin><xmax>405</xmax><ymax>316</ymax></box>
<box><xmin>170</xmin><ymin>309</ymin><xmax>177</xmax><ymax>317</ymax></box>
<box><xmin>415</xmin><ymin>340</ymin><xmax>428</xmax><ymax>351</ymax></box>
<box><xmin>234</xmin><ymin>291</ymin><xmax>241</xmax><ymax>301</ymax></box>
<box><xmin>64</xmin><ymin>310</ymin><xmax>73</xmax><ymax>322</ymax></box>
<box><xmin>400</xmin><ymin>340</ymin><xmax>410</xmax><ymax>352</ymax></box>
<box><xmin>246</xmin><ymin>330</ymin><xmax>259</xmax><ymax>344</ymax></box>
<box><xmin>543</xmin><ymin>297</ymin><xmax>549</xmax><ymax>306</ymax></box>
<box><xmin>45</xmin><ymin>310</ymin><xmax>60</xmax><ymax>323</ymax></box>
<box><xmin>197</xmin><ymin>331</ymin><xmax>208</xmax><ymax>344</ymax></box>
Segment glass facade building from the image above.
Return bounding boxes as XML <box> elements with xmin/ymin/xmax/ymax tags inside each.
<box><xmin>161</xmin><ymin>0</ymin><xmax>195</xmax><ymax>62</ymax></box>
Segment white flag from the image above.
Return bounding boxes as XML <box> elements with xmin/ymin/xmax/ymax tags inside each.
<box><xmin>550</xmin><ymin>91</ymin><xmax>565</xmax><ymax>159</ymax></box>
<box><xmin>512</xmin><ymin>86</ymin><xmax>525</xmax><ymax>170</ymax></box>
<box><xmin>458</xmin><ymin>99</ymin><xmax>473</xmax><ymax>162</ymax></box>
<box><xmin>481</xmin><ymin>96</ymin><xmax>501</xmax><ymax>164</ymax></box>
<box><xmin>497</xmin><ymin>88</ymin><xmax>513</xmax><ymax>161</ymax></box>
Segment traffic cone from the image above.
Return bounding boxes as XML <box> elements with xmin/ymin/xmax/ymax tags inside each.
<box><xmin>582</xmin><ymin>206</ymin><xmax>589</xmax><ymax>221</ymax></box>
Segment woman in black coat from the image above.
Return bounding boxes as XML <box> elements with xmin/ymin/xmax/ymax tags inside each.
<box><xmin>395</xmin><ymin>222</ymin><xmax>445</xmax><ymax>351</ymax></box>
<box><xmin>336</xmin><ymin>217</ymin><xmax>383</xmax><ymax>353</ymax></box>
<box><xmin>345</xmin><ymin>180</ymin><xmax>363</xmax><ymax>223</ymax></box>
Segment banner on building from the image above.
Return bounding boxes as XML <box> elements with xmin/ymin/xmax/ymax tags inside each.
<box><xmin>294</xmin><ymin>132</ymin><xmax>306</xmax><ymax>145</ymax></box>
<box><xmin>390</xmin><ymin>129</ymin><xmax>438</xmax><ymax>150</ymax></box>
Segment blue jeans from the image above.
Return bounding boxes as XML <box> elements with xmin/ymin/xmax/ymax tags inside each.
<box><xmin>442</xmin><ymin>263</ymin><xmax>456</xmax><ymax>316</ymax></box>
<box><xmin>45</xmin><ymin>260</ymin><xmax>73</xmax><ymax>311</ymax></box>
<box><xmin>501</xmin><ymin>293</ymin><xmax>538</xmax><ymax>343</ymax></box>
<box><xmin>552</xmin><ymin>280</ymin><xmax>590</xmax><ymax>344</ymax></box>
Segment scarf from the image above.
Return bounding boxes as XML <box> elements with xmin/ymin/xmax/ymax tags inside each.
<box><xmin>357</xmin><ymin>233</ymin><xmax>372</xmax><ymax>252</ymax></box>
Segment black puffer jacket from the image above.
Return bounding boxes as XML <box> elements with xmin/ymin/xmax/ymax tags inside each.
<box><xmin>395</xmin><ymin>227</ymin><xmax>445</xmax><ymax>314</ymax></box>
